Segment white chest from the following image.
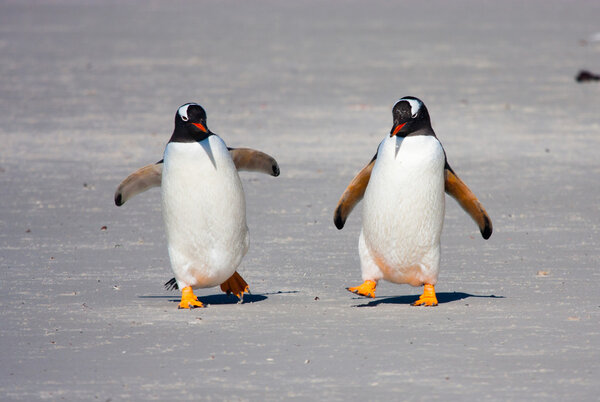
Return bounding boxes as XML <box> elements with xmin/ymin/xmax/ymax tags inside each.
<box><xmin>161</xmin><ymin>136</ymin><xmax>248</xmax><ymax>286</ymax></box>
<box><xmin>362</xmin><ymin>135</ymin><xmax>446</xmax><ymax>263</ymax></box>
<box><xmin>161</xmin><ymin>136</ymin><xmax>244</xmax><ymax>214</ymax></box>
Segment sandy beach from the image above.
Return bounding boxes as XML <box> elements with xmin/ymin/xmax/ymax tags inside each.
<box><xmin>1</xmin><ymin>0</ymin><xmax>599</xmax><ymax>400</ymax></box>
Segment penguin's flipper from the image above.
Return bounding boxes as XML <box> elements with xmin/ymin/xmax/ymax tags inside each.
<box><xmin>444</xmin><ymin>166</ymin><xmax>493</xmax><ymax>239</ymax></box>
<box><xmin>114</xmin><ymin>149</ymin><xmax>278</xmax><ymax>206</ymax></box>
<box><xmin>220</xmin><ymin>271</ymin><xmax>250</xmax><ymax>302</ymax></box>
<box><xmin>114</xmin><ymin>161</ymin><xmax>163</xmax><ymax>206</ymax></box>
<box><xmin>228</xmin><ymin>147</ymin><xmax>280</xmax><ymax>177</ymax></box>
<box><xmin>333</xmin><ymin>155</ymin><xmax>377</xmax><ymax>230</ymax></box>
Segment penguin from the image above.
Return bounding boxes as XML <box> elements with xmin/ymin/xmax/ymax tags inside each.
<box><xmin>115</xmin><ymin>103</ymin><xmax>280</xmax><ymax>308</ymax></box>
<box><xmin>333</xmin><ymin>96</ymin><xmax>492</xmax><ymax>306</ymax></box>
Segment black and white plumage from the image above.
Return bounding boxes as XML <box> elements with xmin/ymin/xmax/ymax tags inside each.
<box><xmin>115</xmin><ymin>103</ymin><xmax>280</xmax><ymax>308</ymax></box>
<box><xmin>161</xmin><ymin>103</ymin><xmax>249</xmax><ymax>292</ymax></box>
<box><xmin>335</xmin><ymin>97</ymin><xmax>492</xmax><ymax>305</ymax></box>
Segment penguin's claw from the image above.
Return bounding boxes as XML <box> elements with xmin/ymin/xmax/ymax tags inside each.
<box><xmin>411</xmin><ymin>284</ymin><xmax>438</xmax><ymax>306</ymax></box>
<box><xmin>178</xmin><ymin>286</ymin><xmax>205</xmax><ymax>309</ymax></box>
<box><xmin>347</xmin><ymin>280</ymin><xmax>377</xmax><ymax>298</ymax></box>
<box><xmin>220</xmin><ymin>271</ymin><xmax>249</xmax><ymax>301</ymax></box>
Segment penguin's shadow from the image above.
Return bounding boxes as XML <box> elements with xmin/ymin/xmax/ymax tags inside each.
<box><xmin>138</xmin><ymin>293</ymin><xmax>268</xmax><ymax>305</ymax></box>
<box><xmin>354</xmin><ymin>292</ymin><xmax>504</xmax><ymax>307</ymax></box>
<box><xmin>190</xmin><ymin>290</ymin><xmax>298</xmax><ymax>305</ymax></box>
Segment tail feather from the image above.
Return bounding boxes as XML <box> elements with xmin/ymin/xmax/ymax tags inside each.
<box><xmin>164</xmin><ymin>278</ymin><xmax>178</xmax><ymax>291</ymax></box>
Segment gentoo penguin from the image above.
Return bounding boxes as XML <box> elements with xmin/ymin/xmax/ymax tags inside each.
<box><xmin>115</xmin><ymin>103</ymin><xmax>280</xmax><ymax>308</ymax></box>
<box><xmin>333</xmin><ymin>97</ymin><xmax>492</xmax><ymax>306</ymax></box>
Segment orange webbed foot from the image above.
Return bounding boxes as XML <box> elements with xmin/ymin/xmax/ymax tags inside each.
<box><xmin>220</xmin><ymin>271</ymin><xmax>250</xmax><ymax>301</ymax></box>
<box><xmin>178</xmin><ymin>286</ymin><xmax>205</xmax><ymax>309</ymax></box>
<box><xmin>347</xmin><ymin>280</ymin><xmax>377</xmax><ymax>298</ymax></box>
<box><xmin>411</xmin><ymin>284</ymin><xmax>438</xmax><ymax>306</ymax></box>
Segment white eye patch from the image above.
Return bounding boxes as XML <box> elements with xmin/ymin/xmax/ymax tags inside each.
<box><xmin>397</xmin><ymin>98</ymin><xmax>421</xmax><ymax>118</ymax></box>
<box><xmin>177</xmin><ymin>103</ymin><xmax>197</xmax><ymax>121</ymax></box>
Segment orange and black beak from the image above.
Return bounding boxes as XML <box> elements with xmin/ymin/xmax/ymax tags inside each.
<box><xmin>390</xmin><ymin>122</ymin><xmax>406</xmax><ymax>137</ymax></box>
<box><xmin>192</xmin><ymin>122</ymin><xmax>208</xmax><ymax>133</ymax></box>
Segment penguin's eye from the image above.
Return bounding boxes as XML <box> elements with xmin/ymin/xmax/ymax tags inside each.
<box><xmin>181</xmin><ymin>115</ymin><xmax>188</xmax><ymax>122</ymax></box>
<box><xmin>411</xmin><ymin>110</ymin><xmax>418</xmax><ymax>118</ymax></box>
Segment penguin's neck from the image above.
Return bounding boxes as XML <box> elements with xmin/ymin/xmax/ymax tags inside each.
<box><xmin>401</xmin><ymin>126</ymin><xmax>435</xmax><ymax>138</ymax></box>
<box><xmin>168</xmin><ymin>129</ymin><xmax>213</xmax><ymax>144</ymax></box>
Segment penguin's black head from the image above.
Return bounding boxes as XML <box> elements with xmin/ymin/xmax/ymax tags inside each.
<box><xmin>170</xmin><ymin>103</ymin><xmax>212</xmax><ymax>143</ymax></box>
<box><xmin>390</xmin><ymin>96</ymin><xmax>431</xmax><ymax>137</ymax></box>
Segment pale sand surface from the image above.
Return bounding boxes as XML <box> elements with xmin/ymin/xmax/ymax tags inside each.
<box><xmin>1</xmin><ymin>0</ymin><xmax>599</xmax><ymax>400</ymax></box>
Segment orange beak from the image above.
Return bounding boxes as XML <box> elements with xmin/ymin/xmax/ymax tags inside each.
<box><xmin>391</xmin><ymin>122</ymin><xmax>406</xmax><ymax>137</ymax></box>
<box><xmin>192</xmin><ymin>122</ymin><xmax>207</xmax><ymax>133</ymax></box>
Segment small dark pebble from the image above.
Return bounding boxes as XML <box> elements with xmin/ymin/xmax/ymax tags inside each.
<box><xmin>314</xmin><ymin>296</ymin><xmax>320</xmax><ymax>301</ymax></box>
<box><xmin>100</xmin><ymin>226</ymin><xmax>107</xmax><ymax>231</ymax></box>
<box><xmin>576</xmin><ymin>70</ymin><xmax>600</xmax><ymax>82</ymax></box>
<box><xmin>25</xmin><ymin>229</ymin><xmax>31</xmax><ymax>233</ymax></box>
